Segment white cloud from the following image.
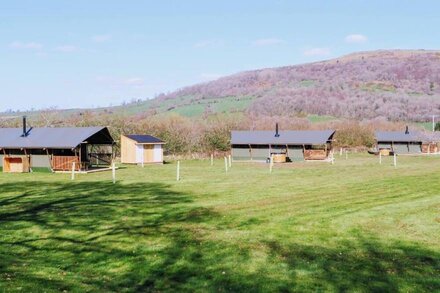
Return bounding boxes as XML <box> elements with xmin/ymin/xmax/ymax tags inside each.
<box><xmin>193</xmin><ymin>39</ymin><xmax>223</xmax><ymax>48</ymax></box>
<box><xmin>54</xmin><ymin>45</ymin><xmax>79</xmax><ymax>52</ymax></box>
<box><xmin>92</xmin><ymin>34</ymin><xmax>112</xmax><ymax>43</ymax></box>
<box><xmin>9</xmin><ymin>41</ymin><xmax>43</xmax><ymax>50</ymax></box>
<box><xmin>303</xmin><ymin>47</ymin><xmax>331</xmax><ymax>57</ymax></box>
<box><xmin>252</xmin><ymin>38</ymin><xmax>285</xmax><ymax>46</ymax></box>
<box><xmin>345</xmin><ymin>34</ymin><xmax>368</xmax><ymax>44</ymax></box>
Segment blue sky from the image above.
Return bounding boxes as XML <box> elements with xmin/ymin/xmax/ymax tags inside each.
<box><xmin>1</xmin><ymin>0</ymin><xmax>439</xmax><ymax>111</ymax></box>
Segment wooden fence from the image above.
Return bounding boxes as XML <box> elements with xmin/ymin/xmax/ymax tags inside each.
<box><xmin>52</xmin><ymin>156</ymin><xmax>80</xmax><ymax>171</ymax></box>
<box><xmin>304</xmin><ymin>149</ymin><xmax>328</xmax><ymax>160</ymax></box>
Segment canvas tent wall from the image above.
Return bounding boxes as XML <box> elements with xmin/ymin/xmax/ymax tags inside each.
<box><xmin>231</xmin><ymin>130</ymin><xmax>335</xmax><ymax>162</ymax></box>
<box><xmin>121</xmin><ymin>134</ymin><xmax>164</xmax><ymax>164</ymax></box>
<box><xmin>0</xmin><ymin>126</ymin><xmax>115</xmax><ymax>172</ymax></box>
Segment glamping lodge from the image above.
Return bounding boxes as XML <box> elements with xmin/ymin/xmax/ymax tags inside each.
<box><xmin>0</xmin><ymin>118</ymin><xmax>115</xmax><ymax>173</ymax></box>
<box><xmin>120</xmin><ymin>134</ymin><xmax>164</xmax><ymax>164</ymax></box>
<box><xmin>375</xmin><ymin>128</ymin><xmax>422</xmax><ymax>155</ymax></box>
<box><xmin>231</xmin><ymin>124</ymin><xmax>335</xmax><ymax>162</ymax></box>
<box><xmin>374</xmin><ymin>127</ymin><xmax>440</xmax><ymax>155</ymax></box>
<box><xmin>419</xmin><ymin>132</ymin><xmax>440</xmax><ymax>154</ymax></box>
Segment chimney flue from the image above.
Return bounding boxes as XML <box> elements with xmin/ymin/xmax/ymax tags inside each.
<box><xmin>405</xmin><ymin>125</ymin><xmax>409</xmax><ymax>135</ymax></box>
<box><xmin>22</xmin><ymin>116</ymin><xmax>27</xmax><ymax>137</ymax></box>
<box><xmin>275</xmin><ymin>123</ymin><xmax>280</xmax><ymax>137</ymax></box>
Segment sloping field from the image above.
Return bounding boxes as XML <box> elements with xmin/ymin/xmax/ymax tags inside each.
<box><xmin>0</xmin><ymin>154</ymin><xmax>439</xmax><ymax>292</ymax></box>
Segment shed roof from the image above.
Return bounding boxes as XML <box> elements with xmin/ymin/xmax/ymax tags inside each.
<box><xmin>375</xmin><ymin>131</ymin><xmax>421</xmax><ymax>143</ymax></box>
<box><xmin>0</xmin><ymin>127</ymin><xmax>114</xmax><ymax>149</ymax></box>
<box><xmin>125</xmin><ymin>134</ymin><xmax>164</xmax><ymax>144</ymax></box>
<box><xmin>231</xmin><ymin>130</ymin><xmax>335</xmax><ymax>145</ymax></box>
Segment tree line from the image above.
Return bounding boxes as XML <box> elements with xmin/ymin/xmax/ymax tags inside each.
<box><xmin>0</xmin><ymin>110</ymin><xmax>415</xmax><ymax>157</ymax></box>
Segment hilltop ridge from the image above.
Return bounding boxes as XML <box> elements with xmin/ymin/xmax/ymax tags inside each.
<box><xmin>2</xmin><ymin>50</ymin><xmax>440</xmax><ymax>122</ymax></box>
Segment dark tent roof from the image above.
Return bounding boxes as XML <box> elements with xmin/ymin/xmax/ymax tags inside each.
<box><xmin>231</xmin><ymin>130</ymin><xmax>335</xmax><ymax>145</ymax></box>
<box><xmin>375</xmin><ymin>131</ymin><xmax>421</xmax><ymax>143</ymax></box>
<box><xmin>416</xmin><ymin>131</ymin><xmax>440</xmax><ymax>143</ymax></box>
<box><xmin>125</xmin><ymin>134</ymin><xmax>164</xmax><ymax>144</ymax></box>
<box><xmin>0</xmin><ymin>127</ymin><xmax>114</xmax><ymax>149</ymax></box>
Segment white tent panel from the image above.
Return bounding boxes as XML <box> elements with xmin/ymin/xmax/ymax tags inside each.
<box><xmin>153</xmin><ymin>144</ymin><xmax>162</xmax><ymax>162</ymax></box>
<box><xmin>136</xmin><ymin>144</ymin><xmax>144</xmax><ymax>163</ymax></box>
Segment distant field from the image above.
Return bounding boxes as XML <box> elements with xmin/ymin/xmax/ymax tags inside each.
<box><xmin>0</xmin><ymin>95</ymin><xmax>256</xmax><ymax>119</ymax></box>
<box><xmin>149</xmin><ymin>95</ymin><xmax>255</xmax><ymax>117</ymax></box>
<box><xmin>307</xmin><ymin>114</ymin><xmax>337</xmax><ymax>123</ymax></box>
<box><xmin>0</xmin><ymin>154</ymin><xmax>439</xmax><ymax>292</ymax></box>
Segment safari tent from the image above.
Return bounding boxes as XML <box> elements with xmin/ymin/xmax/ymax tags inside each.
<box><xmin>375</xmin><ymin>128</ymin><xmax>422</xmax><ymax>154</ymax></box>
<box><xmin>417</xmin><ymin>131</ymin><xmax>440</xmax><ymax>153</ymax></box>
<box><xmin>231</xmin><ymin>125</ymin><xmax>335</xmax><ymax>162</ymax></box>
<box><xmin>120</xmin><ymin>134</ymin><xmax>164</xmax><ymax>164</ymax></box>
<box><xmin>0</xmin><ymin>118</ymin><xmax>115</xmax><ymax>172</ymax></box>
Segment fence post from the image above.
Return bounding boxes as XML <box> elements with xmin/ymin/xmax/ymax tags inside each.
<box><xmin>228</xmin><ymin>155</ymin><xmax>232</xmax><ymax>168</ymax></box>
<box><xmin>393</xmin><ymin>153</ymin><xmax>397</xmax><ymax>167</ymax></box>
<box><xmin>345</xmin><ymin>150</ymin><xmax>348</xmax><ymax>160</ymax></box>
<box><xmin>71</xmin><ymin>162</ymin><xmax>75</xmax><ymax>180</ymax></box>
<box><xmin>379</xmin><ymin>152</ymin><xmax>382</xmax><ymax>164</ymax></box>
<box><xmin>112</xmin><ymin>162</ymin><xmax>116</xmax><ymax>184</ymax></box>
<box><xmin>224</xmin><ymin>157</ymin><xmax>228</xmax><ymax>173</ymax></box>
<box><xmin>269</xmin><ymin>155</ymin><xmax>274</xmax><ymax>173</ymax></box>
<box><xmin>176</xmin><ymin>161</ymin><xmax>180</xmax><ymax>181</ymax></box>
<box><xmin>340</xmin><ymin>148</ymin><xmax>343</xmax><ymax>156</ymax></box>
<box><xmin>211</xmin><ymin>154</ymin><xmax>213</xmax><ymax>166</ymax></box>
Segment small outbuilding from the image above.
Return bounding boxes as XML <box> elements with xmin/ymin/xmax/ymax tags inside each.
<box><xmin>120</xmin><ymin>134</ymin><xmax>164</xmax><ymax>164</ymax></box>
<box><xmin>231</xmin><ymin>125</ymin><xmax>335</xmax><ymax>162</ymax></box>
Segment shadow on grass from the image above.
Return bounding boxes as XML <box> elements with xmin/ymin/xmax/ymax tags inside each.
<box><xmin>265</xmin><ymin>236</ymin><xmax>439</xmax><ymax>292</ymax></box>
<box><xmin>0</xmin><ymin>180</ymin><xmax>214</xmax><ymax>291</ymax></box>
<box><xmin>0</xmin><ymin>180</ymin><xmax>439</xmax><ymax>292</ymax></box>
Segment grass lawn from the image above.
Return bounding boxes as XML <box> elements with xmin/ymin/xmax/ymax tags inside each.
<box><xmin>0</xmin><ymin>154</ymin><xmax>439</xmax><ymax>292</ymax></box>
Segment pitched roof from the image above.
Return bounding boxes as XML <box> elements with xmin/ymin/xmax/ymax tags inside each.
<box><xmin>125</xmin><ymin>134</ymin><xmax>164</xmax><ymax>144</ymax></box>
<box><xmin>231</xmin><ymin>130</ymin><xmax>335</xmax><ymax>145</ymax></box>
<box><xmin>0</xmin><ymin>127</ymin><xmax>114</xmax><ymax>149</ymax></box>
<box><xmin>375</xmin><ymin>131</ymin><xmax>422</xmax><ymax>142</ymax></box>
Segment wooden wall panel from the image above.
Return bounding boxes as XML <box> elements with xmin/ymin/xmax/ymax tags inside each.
<box><xmin>52</xmin><ymin>156</ymin><xmax>80</xmax><ymax>171</ymax></box>
<box><xmin>121</xmin><ymin>135</ymin><xmax>137</xmax><ymax>163</ymax></box>
<box><xmin>143</xmin><ymin>145</ymin><xmax>154</xmax><ymax>163</ymax></box>
<box><xmin>304</xmin><ymin>149</ymin><xmax>328</xmax><ymax>160</ymax></box>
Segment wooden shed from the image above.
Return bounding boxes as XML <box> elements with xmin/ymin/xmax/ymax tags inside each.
<box><xmin>121</xmin><ymin>134</ymin><xmax>164</xmax><ymax>164</ymax></box>
<box><xmin>231</xmin><ymin>125</ymin><xmax>335</xmax><ymax>162</ymax></box>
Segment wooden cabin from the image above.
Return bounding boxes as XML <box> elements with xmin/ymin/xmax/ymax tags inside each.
<box><xmin>231</xmin><ymin>125</ymin><xmax>335</xmax><ymax>162</ymax></box>
<box><xmin>0</xmin><ymin>118</ymin><xmax>115</xmax><ymax>173</ymax></box>
<box><xmin>121</xmin><ymin>134</ymin><xmax>164</xmax><ymax>164</ymax></box>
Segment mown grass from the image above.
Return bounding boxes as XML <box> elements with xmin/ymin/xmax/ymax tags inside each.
<box><xmin>0</xmin><ymin>154</ymin><xmax>439</xmax><ymax>292</ymax></box>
